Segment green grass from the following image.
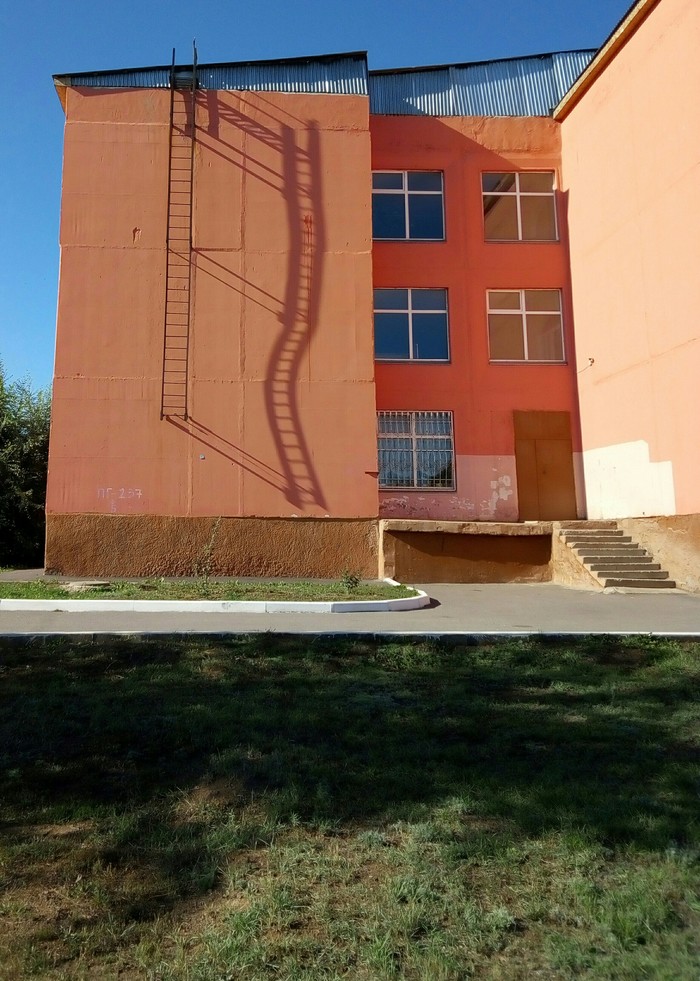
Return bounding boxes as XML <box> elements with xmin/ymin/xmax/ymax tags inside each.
<box><xmin>0</xmin><ymin>635</ymin><xmax>699</xmax><ymax>978</ymax></box>
<box><xmin>0</xmin><ymin>579</ymin><xmax>415</xmax><ymax>602</ymax></box>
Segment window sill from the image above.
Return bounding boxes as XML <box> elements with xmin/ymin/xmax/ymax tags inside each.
<box><xmin>484</xmin><ymin>238</ymin><xmax>560</xmax><ymax>244</ymax></box>
<box><xmin>375</xmin><ymin>358</ymin><xmax>451</xmax><ymax>365</ymax></box>
<box><xmin>373</xmin><ymin>237</ymin><xmax>446</xmax><ymax>243</ymax></box>
<box><xmin>489</xmin><ymin>359</ymin><xmax>568</xmax><ymax>366</ymax></box>
<box><xmin>379</xmin><ymin>486</ymin><xmax>456</xmax><ymax>493</ymax></box>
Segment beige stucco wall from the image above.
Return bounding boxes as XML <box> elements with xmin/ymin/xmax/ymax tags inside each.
<box><xmin>561</xmin><ymin>0</ymin><xmax>700</xmax><ymax>518</ymax></box>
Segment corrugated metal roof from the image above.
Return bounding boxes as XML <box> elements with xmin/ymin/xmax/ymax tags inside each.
<box><xmin>200</xmin><ymin>57</ymin><xmax>367</xmax><ymax>93</ymax></box>
<box><xmin>54</xmin><ymin>52</ymin><xmax>368</xmax><ymax>96</ymax></box>
<box><xmin>53</xmin><ymin>49</ymin><xmax>596</xmax><ymax>114</ymax></box>
<box><xmin>368</xmin><ymin>51</ymin><xmax>596</xmax><ymax>116</ymax></box>
<box><xmin>56</xmin><ymin>68</ymin><xmax>171</xmax><ymax>88</ymax></box>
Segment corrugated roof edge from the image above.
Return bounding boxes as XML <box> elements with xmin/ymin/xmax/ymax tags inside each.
<box><xmin>53</xmin><ymin>49</ymin><xmax>368</xmax><ymax>84</ymax></box>
<box><xmin>368</xmin><ymin>49</ymin><xmax>596</xmax><ymax>76</ymax></box>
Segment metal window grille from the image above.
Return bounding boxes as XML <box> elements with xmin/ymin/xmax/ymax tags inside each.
<box><xmin>377</xmin><ymin>411</ymin><xmax>454</xmax><ymax>489</ymax></box>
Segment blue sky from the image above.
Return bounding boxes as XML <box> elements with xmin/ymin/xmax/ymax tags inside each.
<box><xmin>1</xmin><ymin>0</ymin><xmax>631</xmax><ymax>389</ymax></box>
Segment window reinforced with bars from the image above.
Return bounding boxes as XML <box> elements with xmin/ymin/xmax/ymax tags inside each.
<box><xmin>377</xmin><ymin>411</ymin><xmax>455</xmax><ymax>489</ymax></box>
<box><xmin>374</xmin><ymin>288</ymin><xmax>449</xmax><ymax>361</ymax></box>
<box><xmin>372</xmin><ymin>171</ymin><xmax>445</xmax><ymax>240</ymax></box>
<box><xmin>482</xmin><ymin>172</ymin><xmax>557</xmax><ymax>242</ymax></box>
<box><xmin>487</xmin><ymin>289</ymin><xmax>565</xmax><ymax>362</ymax></box>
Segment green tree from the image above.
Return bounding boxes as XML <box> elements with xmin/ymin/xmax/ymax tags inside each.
<box><xmin>0</xmin><ymin>363</ymin><xmax>51</xmax><ymax>567</ymax></box>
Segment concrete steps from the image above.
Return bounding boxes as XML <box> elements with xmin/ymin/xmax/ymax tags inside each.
<box><xmin>559</xmin><ymin>523</ymin><xmax>676</xmax><ymax>589</ymax></box>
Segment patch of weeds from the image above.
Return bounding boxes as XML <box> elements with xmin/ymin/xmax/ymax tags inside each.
<box><xmin>340</xmin><ymin>569</ymin><xmax>361</xmax><ymax>592</ymax></box>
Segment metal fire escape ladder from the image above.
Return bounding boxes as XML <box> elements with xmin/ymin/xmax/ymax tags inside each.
<box><xmin>161</xmin><ymin>46</ymin><xmax>197</xmax><ymax>419</ymax></box>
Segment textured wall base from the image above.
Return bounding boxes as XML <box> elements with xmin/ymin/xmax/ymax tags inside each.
<box><xmin>618</xmin><ymin>514</ymin><xmax>700</xmax><ymax>592</ymax></box>
<box><xmin>45</xmin><ymin>515</ymin><xmax>379</xmax><ymax>579</ymax></box>
<box><xmin>550</xmin><ymin>524</ymin><xmax>602</xmax><ymax>591</ymax></box>
<box><xmin>383</xmin><ymin>531</ymin><xmax>552</xmax><ymax>584</ymax></box>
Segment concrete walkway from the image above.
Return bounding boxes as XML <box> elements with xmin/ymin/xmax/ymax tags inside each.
<box><xmin>1</xmin><ymin>582</ymin><xmax>699</xmax><ymax>637</ymax></box>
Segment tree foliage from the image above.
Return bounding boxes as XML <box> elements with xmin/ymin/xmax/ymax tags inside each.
<box><xmin>0</xmin><ymin>363</ymin><xmax>51</xmax><ymax>567</ymax></box>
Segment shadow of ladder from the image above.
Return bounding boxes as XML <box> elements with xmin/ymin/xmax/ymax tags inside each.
<box><xmin>268</xmin><ymin>137</ymin><xmax>318</xmax><ymax>507</ymax></box>
<box><xmin>161</xmin><ymin>58</ymin><xmax>197</xmax><ymax>419</ymax></box>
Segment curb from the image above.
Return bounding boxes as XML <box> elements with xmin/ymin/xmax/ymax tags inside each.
<box><xmin>0</xmin><ymin>582</ymin><xmax>430</xmax><ymax>615</ymax></box>
<box><xmin>1</xmin><ymin>631</ymin><xmax>700</xmax><ymax>642</ymax></box>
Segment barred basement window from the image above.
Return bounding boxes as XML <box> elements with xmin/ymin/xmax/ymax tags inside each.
<box><xmin>377</xmin><ymin>411</ymin><xmax>455</xmax><ymax>489</ymax></box>
<box><xmin>482</xmin><ymin>172</ymin><xmax>557</xmax><ymax>241</ymax></box>
<box><xmin>487</xmin><ymin>289</ymin><xmax>564</xmax><ymax>362</ymax></box>
<box><xmin>372</xmin><ymin>171</ymin><xmax>445</xmax><ymax>240</ymax></box>
<box><xmin>374</xmin><ymin>288</ymin><xmax>449</xmax><ymax>361</ymax></box>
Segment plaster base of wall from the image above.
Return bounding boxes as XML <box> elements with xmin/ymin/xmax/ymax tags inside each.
<box><xmin>45</xmin><ymin>514</ymin><xmax>379</xmax><ymax>579</ymax></box>
<box><xmin>618</xmin><ymin>514</ymin><xmax>700</xmax><ymax>592</ymax></box>
<box><xmin>550</xmin><ymin>523</ymin><xmax>603</xmax><ymax>591</ymax></box>
<box><xmin>382</xmin><ymin>530</ymin><xmax>552</xmax><ymax>584</ymax></box>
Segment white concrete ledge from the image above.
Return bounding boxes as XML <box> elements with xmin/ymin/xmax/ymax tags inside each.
<box><xmin>0</xmin><ymin>584</ymin><xmax>430</xmax><ymax>615</ymax></box>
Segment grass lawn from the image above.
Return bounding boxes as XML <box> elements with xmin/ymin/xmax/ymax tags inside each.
<box><xmin>0</xmin><ymin>635</ymin><xmax>698</xmax><ymax>979</ymax></box>
<box><xmin>0</xmin><ymin>579</ymin><xmax>415</xmax><ymax>602</ymax></box>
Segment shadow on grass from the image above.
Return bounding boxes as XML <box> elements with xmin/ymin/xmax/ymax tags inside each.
<box><xmin>1</xmin><ymin>634</ymin><xmax>698</xmax><ymax>916</ymax></box>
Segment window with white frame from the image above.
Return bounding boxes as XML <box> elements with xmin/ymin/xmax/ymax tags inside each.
<box><xmin>487</xmin><ymin>289</ymin><xmax>564</xmax><ymax>362</ymax></box>
<box><xmin>374</xmin><ymin>288</ymin><xmax>449</xmax><ymax>361</ymax></box>
<box><xmin>372</xmin><ymin>171</ymin><xmax>445</xmax><ymax>240</ymax></box>
<box><xmin>377</xmin><ymin>411</ymin><xmax>454</xmax><ymax>489</ymax></box>
<box><xmin>482</xmin><ymin>172</ymin><xmax>557</xmax><ymax>241</ymax></box>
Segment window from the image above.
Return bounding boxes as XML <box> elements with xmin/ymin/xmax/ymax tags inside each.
<box><xmin>487</xmin><ymin>289</ymin><xmax>564</xmax><ymax>362</ymax></box>
<box><xmin>372</xmin><ymin>171</ymin><xmax>444</xmax><ymax>240</ymax></box>
<box><xmin>374</xmin><ymin>289</ymin><xmax>449</xmax><ymax>361</ymax></box>
<box><xmin>377</xmin><ymin>411</ymin><xmax>455</xmax><ymax>489</ymax></box>
<box><xmin>482</xmin><ymin>172</ymin><xmax>557</xmax><ymax>241</ymax></box>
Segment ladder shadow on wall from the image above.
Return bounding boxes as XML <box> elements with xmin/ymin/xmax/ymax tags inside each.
<box><xmin>188</xmin><ymin>90</ymin><xmax>328</xmax><ymax>511</ymax></box>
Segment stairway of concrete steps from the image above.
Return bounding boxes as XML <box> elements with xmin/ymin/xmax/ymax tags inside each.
<box><xmin>559</xmin><ymin>521</ymin><xmax>676</xmax><ymax>589</ymax></box>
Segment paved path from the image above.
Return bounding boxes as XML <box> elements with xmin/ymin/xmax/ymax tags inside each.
<box><xmin>1</xmin><ymin>583</ymin><xmax>699</xmax><ymax>636</ymax></box>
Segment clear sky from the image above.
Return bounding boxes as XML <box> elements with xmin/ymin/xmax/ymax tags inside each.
<box><xmin>1</xmin><ymin>0</ymin><xmax>632</xmax><ymax>389</ymax></box>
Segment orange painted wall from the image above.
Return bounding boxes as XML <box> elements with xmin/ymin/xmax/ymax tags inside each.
<box><xmin>48</xmin><ymin>87</ymin><xmax>378</xmax><ymax>520</ymax></box>
<box><xmin>370</xmin><ymin>115</ymin><xmax>581</xmax><ymax>520</ymax></box>
<box><xmin>561</xmin><ymin>0</ymin><xmax>700</xmax><ymax>517</ymax></box>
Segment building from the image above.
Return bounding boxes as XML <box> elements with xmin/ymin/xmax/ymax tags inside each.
<box><xmin>46</xmin><ymin>0</ymin><xmax>700</xmax><ymax>587</ymax></box>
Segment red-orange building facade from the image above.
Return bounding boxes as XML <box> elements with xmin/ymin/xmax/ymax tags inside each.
<box><xmin>47</xmin><ymin>0</ymin><xmax>700</xmax><ymax>580</ymax></box>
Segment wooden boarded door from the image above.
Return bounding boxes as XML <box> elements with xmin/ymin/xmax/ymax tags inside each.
<box><xmin>514</xmin><ymin>411</ymin><xmax>577</xmax><ymax>520</ymax></box>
